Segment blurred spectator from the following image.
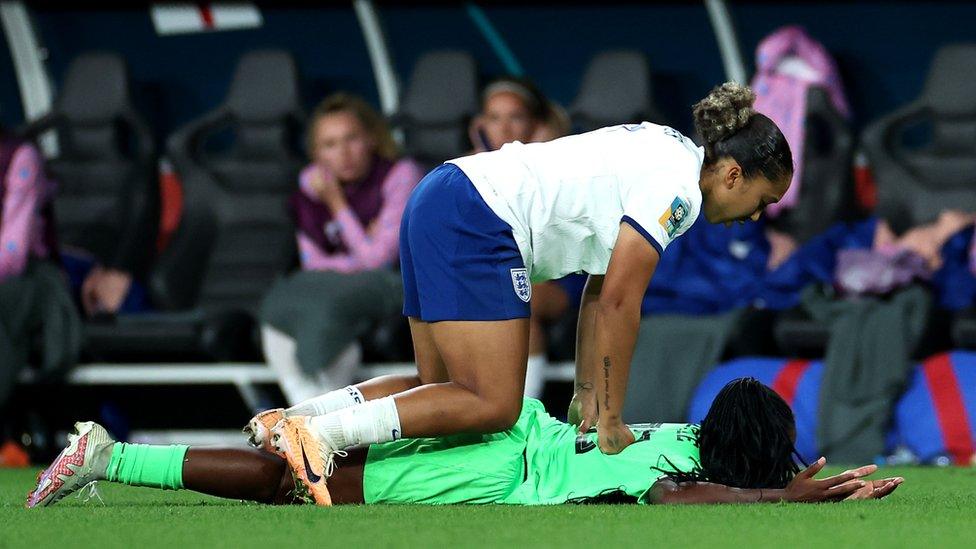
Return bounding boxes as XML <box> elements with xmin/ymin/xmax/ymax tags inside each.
<box><xmin>468</xmin><ymin>76</ymin><xmax>556</xmax><ymax>153</ymax></box>
<box><xmin>260</xmin><ymin>93</ymin><xmax>423</xmax><ymax>405</ymax></box>
<box><xmin>0</xmin><ymin>132</ymin><xmax>50</xmax><ymax>282</ymax></box>
<box><xmin>0</xmin><ymin>127</ymin><xmax>81</xmax><ymax>412</ymax></box>
<box><xmin>875</xmin><ymin>211</ymin><xmax>975</xmax><ymax>272</ymax></box>
<box><xmin>750</xmin><ymin>25</ymin><xmax>850</xmax><ymax>270</ymax></box>
<box><xmin>468</xmin><ymin>77</ymin><xmax>576</xmax><ymax>398</ymax></box>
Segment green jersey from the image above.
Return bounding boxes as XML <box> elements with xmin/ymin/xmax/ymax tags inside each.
<box><xmin>363</xmin><ymin>399</ymin><xmax>700</xmax><ymax>505</ymax></box>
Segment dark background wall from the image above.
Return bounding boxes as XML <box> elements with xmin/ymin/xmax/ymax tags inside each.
<box><xmin>0</xmin><ymin>2</ymin><xmax>972</xmax><ymax>140</ymax></box>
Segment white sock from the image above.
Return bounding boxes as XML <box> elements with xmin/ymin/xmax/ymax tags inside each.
<box><xmin>524</xmin><ymin>354</ymin><xmax>547</xmax><ymax>399</ymax></box>
<box><xmin>286</xmin><ymin>385</ymin><xmax>365</xmax><ymax>417</ymax></box>
<box><xmin>261</xmin><ymin>326</ymin><xmax>322</xmax><ymax>405</ymax></box>
<box><xmin>310</xmin><ymin>397</ymin><xmax>402</xmax><ymax>450</ymax></box>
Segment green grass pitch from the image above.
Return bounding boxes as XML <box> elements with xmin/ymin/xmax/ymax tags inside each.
<box><xmin>3</xmin><ymin>467</ymin><xmax>976</xmax><ymax>548</ymax></box>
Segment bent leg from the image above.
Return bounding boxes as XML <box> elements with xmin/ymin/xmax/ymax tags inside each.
<box><xmin>356</xmin><ymin>317</ymin><xmax>449</xmax><ymax>399</ymax></box>
<box><xmin>290</xmin><ymin>317</ymin><xmax>448</xmax><ymax>417</ymax></box>
<box><xmin>393</xmin><ymin>318</ymin><xmax>529</xmax><ymax>437</ymax></box>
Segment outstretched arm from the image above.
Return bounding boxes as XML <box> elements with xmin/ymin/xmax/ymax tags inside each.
<box><xmin>646</xmin><ymin>460</ymin><xmax>901</xmax><ymax>505</ymax></box>
<box><xmin>647</xmin><ymin>479</ymin><xmax>790</xmax><ymax>504</ymax></box>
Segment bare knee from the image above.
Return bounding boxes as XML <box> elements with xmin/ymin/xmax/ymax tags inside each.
<box><xmin>473</xmin><ymin>396</ymin><xmax>523</xmax><ymax>432</ymax></box>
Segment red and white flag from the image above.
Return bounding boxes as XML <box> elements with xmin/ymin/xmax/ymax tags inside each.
<box><xmin>150</xmin><ymin>3</ymin><xmax>263</xmax><ymax>35</ymax></box>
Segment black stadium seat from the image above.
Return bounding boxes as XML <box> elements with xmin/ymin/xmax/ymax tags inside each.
<box><xmin>862</xmin><ymin>44</ymin><xmax>976</xmax><ymax>351</ymax></box>
<box><xmin>85</xmin><ymin>49</ymin><xmax>305</xmax><ymax>361</ymax></box>
<box><xmin>21</xmin><ymin>51</ymin><xmax>158</xmax><ymax>285</ymax></box>
<box><xmin>862</xmin><ymin>44</ymin><xmax>976</xmax><ymax>235</ymax></box>
<box><xmin>569</xmin><ymin>50</ymin><xmax>662</xmax><ymax>131</ymax></box>
<box><xmin>390</xmin><ymin>50</ymin><xmax>478</xmax><ymax>168</ymax></box>
<box><xmin>20</xmin><ymin>52</ymin><xmax>162</xmax><ymax>361</ymax></box>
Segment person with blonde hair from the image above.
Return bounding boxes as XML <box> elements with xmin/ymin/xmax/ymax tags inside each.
<box><xmin>259</xmin><ymin>93</ymin><xmax>424</xmax><ymax>405</ymax></box>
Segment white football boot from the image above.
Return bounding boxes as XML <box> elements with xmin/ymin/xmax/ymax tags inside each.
<box><xmin>26</xmin><ymin>421</ymin><xmax>115</xmax><ymax>508</ymax></box>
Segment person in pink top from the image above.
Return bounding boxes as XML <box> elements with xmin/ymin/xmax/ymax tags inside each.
<box><xmin>0</xmin><ymin>131</ymin><xmax>80</xmax><ymax>413</ymax></box>
<box><xmin>260</xmin><ymin>94</ymin><xmax>423</xmax><ymax>405</ymax></box>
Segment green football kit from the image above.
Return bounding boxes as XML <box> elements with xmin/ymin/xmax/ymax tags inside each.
<box><xmin>363</xmin><ymin>398</ymin><xmax>701</xmax><ymax>505</ymax></box>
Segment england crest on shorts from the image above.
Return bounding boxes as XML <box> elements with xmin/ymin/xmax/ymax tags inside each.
<box><xmin>510</xmin><ymin>268</ymin><xmax>531</xmax><ymax>302</ymax></box>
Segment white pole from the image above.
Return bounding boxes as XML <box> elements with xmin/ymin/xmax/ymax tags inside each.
<box><xmin>704</xmin><ymin>0</ymin><xmax>748</xmax><ymax>85</ymax></box>
<box><xmin>353</xmin><ymin>0</ymin><xmax>400</xmax><ymax>116</ymax></box>
<box><xmin>0</xmin><ymin>0</ymin><xmax>57</xmax><ymax>155</ymax></box>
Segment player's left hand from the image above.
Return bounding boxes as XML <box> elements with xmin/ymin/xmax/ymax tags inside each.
<box><xmin>597</xmin><ymin>418</ymin><xmax>635</xmax><ymax>455</ymax></box>
<box><xmin>841</xmin><ymin>477</ymin><xmax>904</xmax><ymax>501</ymax></box>
<box><xmin>568</xmin><ymin>389</ymin><xmax>598</xmax><ymax>434</ymax></box>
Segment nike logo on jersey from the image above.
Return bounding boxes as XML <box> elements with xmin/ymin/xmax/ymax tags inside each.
<box><xmin>575</xmin><ymin>434</ymin><xmax>597</xmax><ymax>454</ymax></box>
<box><xmin>300</xmin><ymin>441</ymin><xmax>323</xmax><ymax>483</ymax></box>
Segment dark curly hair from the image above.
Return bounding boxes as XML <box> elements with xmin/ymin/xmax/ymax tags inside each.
<box><xmin>567</xmin><ymin>377</ymin><xmax>806</xmax><ymax>504</ymax></box>
<box><xmin>656</xmin><ymin>377</ymin><xmax>806</xmax><ymax>489</ymax></box>
<box><xmin>693</xmin><ymin>83</ymin><xmax>794</xmax><ymax>186</ymax></box>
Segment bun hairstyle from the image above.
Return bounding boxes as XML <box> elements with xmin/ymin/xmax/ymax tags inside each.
<box><xmin>693</xmin><ymin>83</ymin><xmax>793</xmax><ymax>186</ymax></box>
<box><xmin>692</xmin><ymin>82</ymin><xmax>756</xmax><ymax>145</ymax></box>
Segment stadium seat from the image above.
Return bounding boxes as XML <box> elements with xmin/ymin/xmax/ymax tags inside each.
<box><xmin>391</xmin><ymin>50</ymin><xmax>478</xmax><ymax>167</ymax></box>
<box><xmin>86</xmin><ymin>49</ymin><xmax>305</xmax><ymax>361</ymax></box>
<box><xmin>862</xmin><ymin>44</ymin><xmax>976</xmax><ymax>234</ymax></box>
<box><xmin>20</xmin><ymin>51</ymin><xmax>158</xmax><ymax>288</ymax></box>
<box><xmin>19</xmin><ymin>52</ymin><xmax>163</xmax><ymax>361</ymax></box>
<box><xmin>568</xmin><ymin>50</ymin><xmax>662</xmax><ymax>131</ymax></box>
<box><xmin>863</xmin><ymin>44</ymin><xmax>976</xmax><ymax>350</ymax></box>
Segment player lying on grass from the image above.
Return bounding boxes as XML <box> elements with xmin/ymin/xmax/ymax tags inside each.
<box><xmin>27</xmin><ymin>378</ymin><xmax>901</xmax><ymax>508</ymax></box>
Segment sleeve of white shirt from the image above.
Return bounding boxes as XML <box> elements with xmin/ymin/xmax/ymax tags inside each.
<box><xmin>620</xmin><ymin>178</ymin><xmax>699</xmax><ymax>257</ymax></box>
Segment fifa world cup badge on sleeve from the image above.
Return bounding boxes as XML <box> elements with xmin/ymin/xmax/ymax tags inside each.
<box><xmin>658</xmin><ymin>197</ymin><xmax>691</xmax><ymax>238</ymax></box>
<box><xmin>511</xmin><ymin>268</ymin><xmax>531</xmax><ymax>302</ymax></box>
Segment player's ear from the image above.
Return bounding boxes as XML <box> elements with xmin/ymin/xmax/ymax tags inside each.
<box><xmin>725</xmin><ymin>162</ymin><xmax>741</xmax><ymax>190</ymax></box>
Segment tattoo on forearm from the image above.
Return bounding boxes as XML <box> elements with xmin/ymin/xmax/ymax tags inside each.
<box><xmin>602</xmin><ymin>356</ymin><xmax>611</xmax><ymax>411</ymax></box>
<box><xmin>575</xmin><ymin>382</ymin><xmax>593</xmax><ymax>392</ymax></box>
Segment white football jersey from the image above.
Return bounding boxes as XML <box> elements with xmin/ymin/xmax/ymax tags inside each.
<box><xmin>448</xmin><ymin>122</ymin><xmax>705</xmax><ymax>281</ymax></box>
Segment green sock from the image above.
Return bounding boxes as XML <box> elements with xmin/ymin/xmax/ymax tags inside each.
<box><xmin>104</xmin><ymin>443</ymin><xmax>189</xmax><ymax>490</ymax></box>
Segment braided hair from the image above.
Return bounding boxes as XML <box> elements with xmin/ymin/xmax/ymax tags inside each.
<box><xmin>655</xmin><ymin>377</ymin><xmax>806</xmax><ymax>489</ymax></box>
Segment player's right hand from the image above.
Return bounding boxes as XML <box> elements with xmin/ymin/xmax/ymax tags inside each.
<box><xmin>784</xmin><ymin>457</ymin><xmax>877</xmax><ymax>503</ymax></box>
<box><xmin>568</xmin><ymin>389</ymin><xmax>598</xmax><ymax>433</ymax></box>
<box><xmin>841</xmin><ymin>477</ymin><xmax>904</xmax><ymax>500</ymax></box>
<box><xmin>597</xmin><ymin>418</ymin><xmax>636</xmax><ymax>455</ymax></box>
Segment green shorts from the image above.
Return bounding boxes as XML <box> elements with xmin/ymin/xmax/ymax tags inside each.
<box><xmin>362</xmin><ymin>400</ymin><xmax>543</xmax><ymax>504</ymax></box>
